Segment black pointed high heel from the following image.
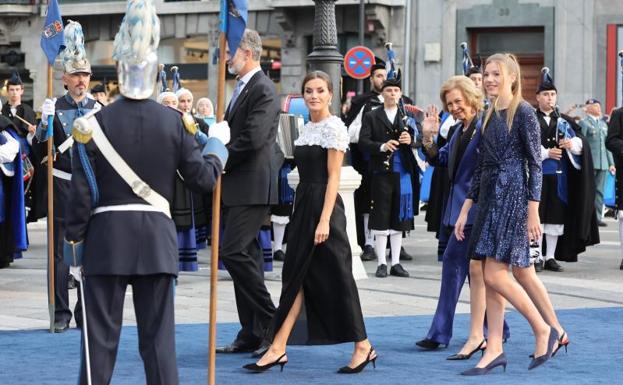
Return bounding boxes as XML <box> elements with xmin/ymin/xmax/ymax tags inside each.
<box><xmin>243</xmin><ymin>353</ymin><xmax>288</xmax><ymax>373</ymax></box>
<box><xmin>530</xmin><ymin>330</ymin><xmax>569</xmax><ymax>358</ymax></box>
<box><xmin>337</xmin><ymin>347</ymin><xmax>377</xmax><ymax>374</ymax></box>
<box><xmin>552</xmin><ymin>331</ymin><xmax>569</xmax><ymax>357</ymax></box>
<box><xmin>447</xmin><ymin>339</ymin><xmax>486</xmax><ymax>360</ymax></box>
<box><xmin>460</xmin><ymin>352</ymin><xmax>507</xmax><ymax>376</ymax></box>
<box><xmin>528</xmin><ymin>327</ymin><xmax>559</xmax><ymax>370</ymax></box>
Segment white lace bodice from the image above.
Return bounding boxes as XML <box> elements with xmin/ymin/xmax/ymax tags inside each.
<box><xmin>294</xmin><ymin>115</ymin><xmax>349</xmax><ymax>152</ymax></box>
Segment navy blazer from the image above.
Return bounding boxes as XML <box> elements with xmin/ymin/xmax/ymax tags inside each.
<box><xmin>65</xmin><ymin>98</ymin><xmax>223</xmax><ymax>276</ymax></box>
<box><xmin>426</xmin><ymin>120</ymin><xmax>481</xmax><ymax>228</ymax></box>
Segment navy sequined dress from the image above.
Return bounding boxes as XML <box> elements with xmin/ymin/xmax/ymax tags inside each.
<box><xmin>468</xmin><ymin>101</ymin><xmax>542</xmax><ymax>267</ymax></box>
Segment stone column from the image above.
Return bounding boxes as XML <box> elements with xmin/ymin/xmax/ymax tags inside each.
<box><xmin>306</xmin><ymin>0</ymin><xmax>343</xmax><ymax>113</ymax></box>
<box><xmin>288</xmin><ymin>167</ymin><xmax>368</xmax><ymax>280</ymax></box>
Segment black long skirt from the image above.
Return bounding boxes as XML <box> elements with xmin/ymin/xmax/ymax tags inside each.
<box><xmin>267</xmin><ymin>183</ymin><xmax>367</xmax><ymax>345</ymax></box>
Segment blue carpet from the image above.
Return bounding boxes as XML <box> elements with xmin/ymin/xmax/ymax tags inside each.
<box><xmin>0</xmin><ymin>307</ymin><xmax>621</xmax><ymax>384</ymax></box>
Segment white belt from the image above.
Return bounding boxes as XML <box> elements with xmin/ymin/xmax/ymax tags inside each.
<box><xmin>52</xmin><ymin>168</ymin><xmax>72</xmax><ymax>180</ymax></box>
<box><xmin>75</xmin><ymin>112</ymin><xmax>171</xmax><ymax>219</ymax></box>
<box><xmin>92</xmin><ymin>204</ymin><xmax>171</xmax><ymax>217</ymax></box>
<box><xmin>58</xmin><ymin>136</ymin><xmax>74</xmax><ymax>154</ymax></box>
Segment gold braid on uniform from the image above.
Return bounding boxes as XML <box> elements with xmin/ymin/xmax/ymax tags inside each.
<box><xmin>182</xmin><ymin>112</ymin><xmax>198</xmax><ymax>135</ymax></box>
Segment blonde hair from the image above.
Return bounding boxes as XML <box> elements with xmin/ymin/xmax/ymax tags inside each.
<box><xmin>482</xmin><ymin>53</ymin><xmax>523</xmax><ymax>131</ymax></box>
<box><xmin>439</xmin><ymin>75</ymin><xmax>484</xmax><ymax>113</ymax></box>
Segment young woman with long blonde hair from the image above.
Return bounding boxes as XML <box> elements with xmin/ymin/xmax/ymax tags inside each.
<box><xmin>455</xmin><ymin>53</ymin><xmax>566</xmax><ymax>375</ymax></box>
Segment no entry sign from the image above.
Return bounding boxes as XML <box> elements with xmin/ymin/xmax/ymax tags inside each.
<box><xmin>344</xmin><ymin>46</ymin><xmax>376</xmax><ymax>79</ymax></box>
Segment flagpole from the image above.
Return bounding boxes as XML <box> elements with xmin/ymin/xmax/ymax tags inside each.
<box><xmin>208</xmin><ymin>24</ymin><xmax>227</xmax><ymax>385</ymax></box>
<box><xmin>46</xmin><ymin>64</ymin><xmax>55</xmax><ymax>333</ymax></box>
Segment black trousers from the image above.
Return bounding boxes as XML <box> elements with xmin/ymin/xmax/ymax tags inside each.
<box><xmin>220</xmin><ymin>205</ymin><xmax>276</xmax><ymax>344</ymax></box>
<box><xmin>79</xmin><ymin>274</ymin><xmax>178</xmax><ymax>385</ymax></box>
<box><xmin>52</xmin><ymin>177</ymin><xmax>82</xmax><ymax>324</ymax></box>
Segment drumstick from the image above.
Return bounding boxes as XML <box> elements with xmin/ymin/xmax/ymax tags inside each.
<box><xmin>14</xmin><ymin>114</ymin><xmax>34</xmax><ymax>126</ymax></box>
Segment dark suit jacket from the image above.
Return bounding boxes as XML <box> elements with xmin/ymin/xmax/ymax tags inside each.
<box><xmin>358</xmin><ymin>106</ymin><xmax>418</xmax><ymax>176</ymax></box>
<box><xmin>223</xmin><ymin>70</ymin><xmax>279</xmax><ymax>206</ymax></box>
<box><xmin>359</xmin><ymin>107</ymin><xmax>420</xmax><ymax>215</ymax></box>
<box><xmin>2</xmin><ymin>102</ymin><xmax>36</xmax><ymax>137</ymax></box>
<box><xmin>607</xmin><ymin>107</ymin><xmax>623</xmax><ymax>209</ymax></box>
<box><xmin>65</xmin><ymin>97</ymin><xmax>223</xmax><ymax>276</ymax></box>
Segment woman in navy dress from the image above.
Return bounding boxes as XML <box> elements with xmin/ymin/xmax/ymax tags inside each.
<box><xmin>244</xmin><ymin>71</ymin><xmax>375</xmax><ymax>373</ymax></box>
<box><xmin>455</xmin><ymin>53</ymin><xmax>566</xmax><ymax>375</ymax></box>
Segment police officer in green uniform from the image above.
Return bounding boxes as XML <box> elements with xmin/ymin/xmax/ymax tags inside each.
<box><xmin>579</xmin><ymin>99</ymin><xmax>616</xmax><ymax>226</ymax></box>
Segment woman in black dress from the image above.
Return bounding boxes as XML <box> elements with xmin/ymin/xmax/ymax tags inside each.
<box><xmin>244</xmin><ymin>71</ymin><xmax>375</xmax><ymax>373</ymax></box>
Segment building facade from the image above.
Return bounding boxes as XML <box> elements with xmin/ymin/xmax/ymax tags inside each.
<box><xmin>411</xmin><ymin>0</ymin><xmax>623</xmax><ymax>113</ymax></box>
<box><xmin>0</xmin><ymin>0</ymin><xmax>621</xmax><ymax>113</ymax></box>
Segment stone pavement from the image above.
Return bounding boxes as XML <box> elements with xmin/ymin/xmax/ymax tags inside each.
<box><xmin>0</xmin><ymin>216</ymin><xmax>622</xmax><ymax>331</ymax></box>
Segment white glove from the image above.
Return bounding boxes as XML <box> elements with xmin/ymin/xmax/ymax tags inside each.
<box><xmin>41</xmin><ymin>98</ymin><xmax>56</xmax><ymax>124</ymax></box>
<box><xmin>208</xmin><ymin>121</ymin><xmax>231</xmax><ymax>145</ymax></box>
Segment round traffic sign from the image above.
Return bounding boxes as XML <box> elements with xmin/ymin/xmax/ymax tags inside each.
<box><xmin>344</xmin><ymin>46</ymin><xmax>376</xmax><ymax>79</ymax></box>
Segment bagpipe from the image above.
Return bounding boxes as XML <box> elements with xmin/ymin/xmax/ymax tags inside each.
<box><xmin>384</xmin><ymin>42</ymin><xmax>420</xmax><ymax>139</ymax></box>
<box><xmin>552</xmin><ymin>105</ymin><xmax>581</xmax><ymax>173</ymax></box>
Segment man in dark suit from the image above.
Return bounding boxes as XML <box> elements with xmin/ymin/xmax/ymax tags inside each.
<box><xmin>216</xmin><ymin>29</ymin><xmax>279</xmax><ymax>354</ymax></box>
<box><xmin>63</xmin><ymin>2</ymin><xmax>229</xmax><ymax>383</ymax></box>
<box><xmin>606</xmin><ymin>106</ymin><xmax>623</xmax><ymax>270</ymax></box>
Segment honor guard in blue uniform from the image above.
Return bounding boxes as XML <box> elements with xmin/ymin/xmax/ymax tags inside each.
<box><xmin>36</xmin><ymin>20</ymin><xmax>97</xmax><ymax>333</ymax></box>
<box><xmin>63</xmin><ymin>1</ymin><xmax>229</xmax><ymax>383</ymax></box>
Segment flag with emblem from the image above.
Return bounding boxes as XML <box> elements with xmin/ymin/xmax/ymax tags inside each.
<box><xmin>40</xmin><ymin>0</ymin><xmax>65</xmax><ymax>66</ymax></box>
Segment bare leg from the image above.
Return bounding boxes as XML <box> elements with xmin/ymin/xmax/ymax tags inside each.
<box><xmin>348</xmin><ymin>339</ymin><xmax>374</xmax><ymax>368</ymax></box>
<box><xmin>512</xmin><ymin>266</ymin><xmax>566</xmax><ymax>345</ymax></box>
<box><xmin>474</xmin><ymin>258</ymin><xmax>550</xmax><ymax>367</ymax></box>
<box><xmin>456</xmin><ymin>260</ymin><xmax>487</xmax><ymax>355</ymax></box>
<box><xmin>474</xmin><ymin>272</ymin><xmax>505</xmax><ymax>368</ymax></box>
<box><xmin>256</xmin><ymin>290</ymin><xmax>304</xmax><ymax>366</ymax></box>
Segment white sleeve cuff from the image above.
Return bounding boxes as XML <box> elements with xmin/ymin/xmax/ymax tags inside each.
<box><xmin>348</xmin><ymin>108</ymin><xmax>364</xmax><ymax>143</ymax></box>
<box><xmin>540</xmin><ymin>145</ymin><xmax>549</xmax><ymax>160</ymax></box>
<box><xmin>0</xmin><ymin>131</ymin><xmax>19</xmax><ymax>163</ymax></box>
<box><xmin>569</xmin><ymin>137</ymin><xmax>583</xmax><ymax>155</ymax></box>
<box><xmin>27</xmin><ymin>131</ymin><xmax>35</xmax><ymax>146</ymax></box>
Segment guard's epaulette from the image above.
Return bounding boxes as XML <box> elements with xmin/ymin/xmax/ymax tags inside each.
<box><xmin>71</xmin><ymin>103</ymin><xmax>101</xmax><ymax>144</ymax></box>
<box><xmin>72</xmin><ymin>108</ymin><xmax>99</xmax><ymax>144</ymax></box>
<box><xmin>182</xmin><ymin>112</ymin><xmax>199</xmax><ymax>135</ymax></box>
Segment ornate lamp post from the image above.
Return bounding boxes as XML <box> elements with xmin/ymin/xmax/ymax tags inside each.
<box><xmin>307</xmin><ymin>0</ymin><xmax>343</xmax><ymax>113</ymax></box>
